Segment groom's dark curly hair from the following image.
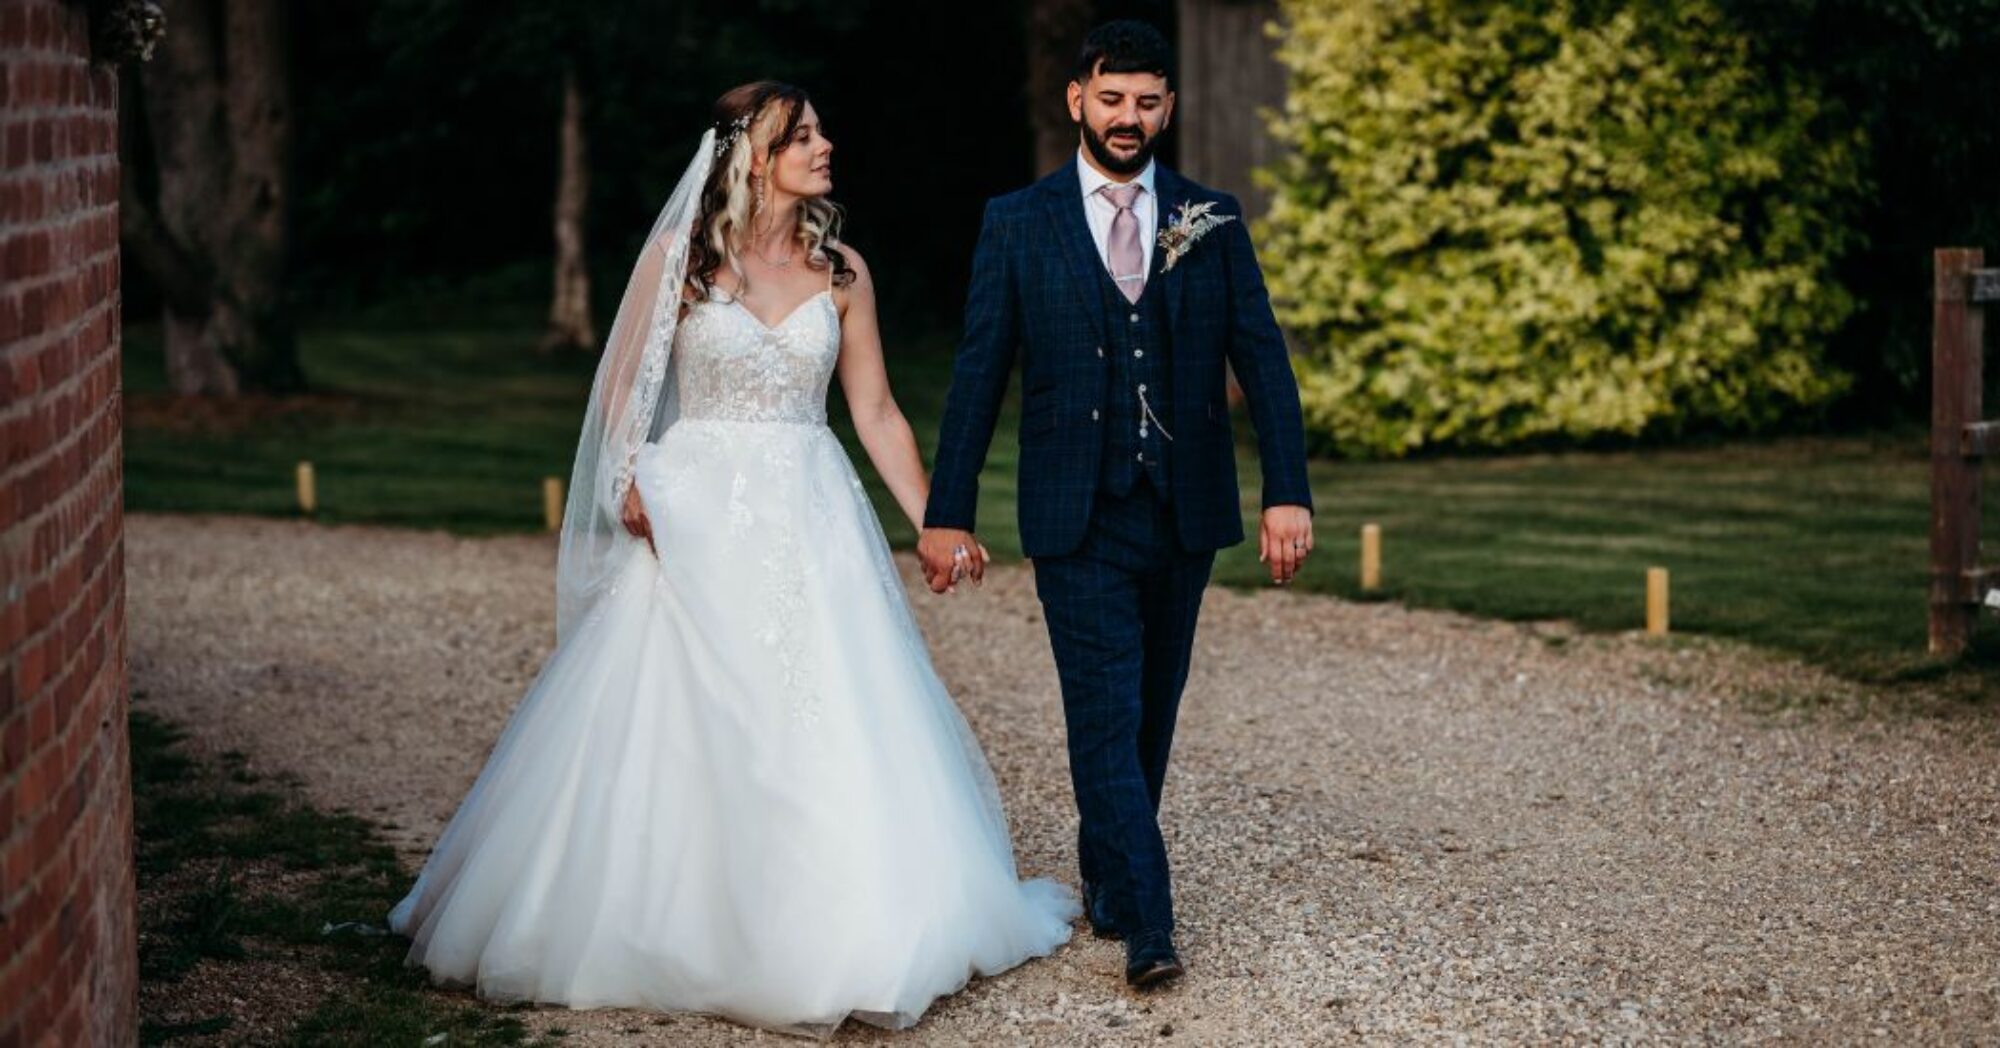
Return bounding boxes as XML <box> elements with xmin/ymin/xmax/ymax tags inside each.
<box><xmin>1072</xmin><ymin>19</ymin><xmax>1175</xmax><ymax>86</ymax></box>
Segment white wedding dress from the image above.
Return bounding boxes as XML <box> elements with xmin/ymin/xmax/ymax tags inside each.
<box><xmin>385</xmin><ymin>277</ymin><xmax>1079</xmax><ymax>1037</ymax></box>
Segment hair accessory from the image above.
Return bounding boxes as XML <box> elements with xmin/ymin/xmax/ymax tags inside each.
<box><xmin>714</xmin><ymin>112</ymin><xmax>754</xmax><ymax>158</ymax></box>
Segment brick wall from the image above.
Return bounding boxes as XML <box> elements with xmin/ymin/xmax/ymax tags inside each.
<box><xmin>0</xmin><ymin>1</ymin><xmax>137</xmax><ymax>1046</ymax></box>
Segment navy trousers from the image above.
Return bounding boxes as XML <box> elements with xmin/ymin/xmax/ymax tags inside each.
<box><xmin>1031</xmin><ymin>475</ymin><xmax>1215</xmax><ymax>939</ymax></box>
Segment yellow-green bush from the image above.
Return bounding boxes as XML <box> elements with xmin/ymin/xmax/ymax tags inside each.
<box><xmin>1259</xmin><ymin>0</ymin><xmax>1866</xmax><ymax>456</ymax></box>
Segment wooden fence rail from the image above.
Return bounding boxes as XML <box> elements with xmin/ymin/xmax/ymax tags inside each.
<box><xmin>1929</xmin><ymin>248</ymin><xmax>2000</xmax><ymax>655</ymax></box>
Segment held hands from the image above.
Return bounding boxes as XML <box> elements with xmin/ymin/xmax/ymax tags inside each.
<box><xmin>620</xmin><ymin>482</ymin><xmax>657</xmax><ymax>557</ymax></box>
<box><xmin>917</xmin><ymin>527</ymin><xmax>990</xmax><ymax>594</ymax></box>
<box><xmin>1258</xmin><ymin>504</ymin><xmax>1313</xmax><ymax>586</ymax></box>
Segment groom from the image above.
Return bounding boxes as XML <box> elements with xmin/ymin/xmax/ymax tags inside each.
<box><xmin>918</xmin><ymin>20</ymin><xmax>1314</xmax><ymax>988</ymax></box>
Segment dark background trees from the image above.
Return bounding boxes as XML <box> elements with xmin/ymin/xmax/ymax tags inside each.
<box><xmin>118</xmin><ymin>0</ymin><xmax>2000</xmax><ymax>426</ymax></box>
<box><xmin>120</xmin><ymin>0</ymin><xmax>300</xmax><ymax>394</ymax></box>
<box><xmin>281</xmin><ymin>0</ymin><xmax>1046</xmax><ymax>337</ymax></box>
<box><xmin>1718</xmin><ymin>0</ymin><xmax>2000</xmax><ymax>422</ymax></box>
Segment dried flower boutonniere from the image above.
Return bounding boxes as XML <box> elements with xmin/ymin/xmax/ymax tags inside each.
<box><xmin>1156</xmin><ymin>200</ymin><xmax>1237</xmax><ymax>272</ymax></box>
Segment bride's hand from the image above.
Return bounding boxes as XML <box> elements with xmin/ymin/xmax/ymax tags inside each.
<box><xmin>621</xmin><ymin>482</ymin><xmax>657</xmax><ymax>557</ymax></box>
<box><xmin>918</xmin><ymin>527</ymin><xmax>982</xmax><ymax>593</ymax></box>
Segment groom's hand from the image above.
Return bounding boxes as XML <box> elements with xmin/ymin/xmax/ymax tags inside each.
<box><xmin>1258</xmin><ymin>505</ymin><xmax>1313</xmax><ymax>586</ymax></box>
<box><xmin>918</xmin><ymin>527</ymin><xmax>985</xmax><ymax>594</ymax></box>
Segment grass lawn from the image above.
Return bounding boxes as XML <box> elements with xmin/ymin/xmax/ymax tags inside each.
<box><xmin>121</xmin><ymin>311</ymin><xmax>1997</xmax><ymax>694</ymax></box>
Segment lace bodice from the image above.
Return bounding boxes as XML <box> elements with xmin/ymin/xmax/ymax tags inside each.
<box><xmin>671</xmin><ymin>288</ymin><xmax>840</xmax><ymax>425</ymax></box>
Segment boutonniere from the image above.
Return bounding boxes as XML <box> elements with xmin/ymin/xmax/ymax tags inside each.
<box><xmin>1156</xmin><ymin>200</ymin><xmax>1236</xmax><ymax>273</ymax></box>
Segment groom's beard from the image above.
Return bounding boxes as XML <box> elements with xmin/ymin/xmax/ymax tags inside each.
<box><xmin>1079</xmin><ymin>119</ymin><xmax>1157</xmax><ymax>175</ymax></box>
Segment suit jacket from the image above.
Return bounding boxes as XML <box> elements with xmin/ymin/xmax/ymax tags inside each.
<box><xmin>923</xmin><ymin>159</ymin><xmax>1314</xmax><ymax>559</ymax></box>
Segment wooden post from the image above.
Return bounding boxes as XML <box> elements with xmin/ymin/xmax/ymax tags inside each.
<box><xmin>295</xmin><ymin>461</ymin><xmax>316</xmax><ymax>515</ymax></box>
<box><xmin>542</xmin><ymin>476</ymin><xmax>565</xmax><ymax>533</ymax></box>
<box><xmin>1646</xmin><ymin>567</ymin><xmax>1669</xmax><ymax>636</ymax></box>
<box><xmin>1930</xmin><ymin>249</ymin><xmax>1986</xmax><ymax>655</ymax></box>
<box><xmin>1360</xmin><ymin>523</ymin><xmax>1381</xmax><ymax>592</ymax></box>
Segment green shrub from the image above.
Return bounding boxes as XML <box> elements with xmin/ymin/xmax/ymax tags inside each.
<box><xmin>1259</xmin><ymin>0</ymin><xmax>1867</xmax><ymax>456</ymax></box>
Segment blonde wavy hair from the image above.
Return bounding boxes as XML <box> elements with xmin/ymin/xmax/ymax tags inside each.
<box><xmin>686</xmin><ymin>81</ymin><xmax>853</xmax><ymax>303</ymax></box>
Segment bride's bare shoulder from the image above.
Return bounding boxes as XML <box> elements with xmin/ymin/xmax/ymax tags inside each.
<box><xmin>829</xmin><ymin>241</ymin><xmax>873</xmax><ymax>304</ymax></box>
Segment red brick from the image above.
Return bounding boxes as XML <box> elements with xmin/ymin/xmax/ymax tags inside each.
<box><xmin>3</xmin><ymin>123</ymin><xmax>25</xmax><ymax>169</ymax></box>
<box><xmin>6</xmin><ymin>62</ymin><xmax>31</xmax><ymax>108</ymax></box>
<box><xmin>15</xmin><ymin>738</ymin><xmax>47</xmax><ymax>812</ymax></box>
<box><xmin>0</xmin><ymin>828</ymin><xmax>21</xmax><ymax>903</ymax></box>
<box><xmin>0</xmin><ymin>291</ymin><xmax>19</xmax><ymax>345</ymax></box>
<box><xmin>31</xmin><ymin>802</ymin><xmax>64</xmax><ymax>865</ymax></box>
<box><xmin>16</xmin><ymin>283</ymin><xmax>44</xmax><ymax>340</ymax></box>
<box><xmin>1</xmin><ymin>824</ymin><xmax>29</xmax><ymax>892</ymax></box>
<box><xmin>2</xmin><ymin>7</ymin><xmax>133</xmax><ymax>1037</ymax></box>
<box><xmin>0</xmin><ymin>939</ymin><xmax>35</xmax><ymax>1028</ymax></box>
<box><xmin>12</xmin><ymin>644</ymin><xmax>47</xmax><ymax>711</ymax></box>
<box><xmin>0</xmin><ymin>706</ymin><xmax>25</xmax><ymax>770</ymax></box>
<box><xmin>59</xmin><ymin>1000</ymin><xmax>85</xmax><ymax>1047</ymax></box>
<box><xmin>24</xmin><ymin>400</ymin><xmax>55</xmax><ymax>455</ymax></box>
<box><xmin>27</xmin><ymin>976</ymin><xmax>57</xmax><ymax>1037</ymax></box>
<box><xmin>0</xmin><ymin>591</ymin><xmax>25</xmax><ymax>653</ymax></box>
<box><xmin>54</xmin><ymin>645</ymin><xmax>83</xmax><ymax>714</ymax></box>
<box><xmin>27</xmin><ymin>690</ymin><xmax>54</xmax><ymax>753</ymax></box>
<box><xmin>3</xmin><ymin>234</ymin><xmax>27</xmax><ymax>285</ymax></box>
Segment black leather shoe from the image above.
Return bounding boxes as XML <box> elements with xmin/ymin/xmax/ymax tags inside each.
<box><xmin>1081</xmin><ymin>879</ymin><xmax>1125</xmax><ymax>941</ymax></box>
<box><xmin>1124</xmin><ymin>932</ymin><xmax>1184</xmax><ymax>989</ymax></box>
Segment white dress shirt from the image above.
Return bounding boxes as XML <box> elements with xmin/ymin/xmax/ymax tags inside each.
<box><xmin>1076</xmin><ymin>147</ymin><xmax>1157</xmax><ymax>286</ymax></box>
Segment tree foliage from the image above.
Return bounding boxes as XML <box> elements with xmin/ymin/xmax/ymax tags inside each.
<box><xmin>1259</xmin><ymin>0</ymin><xmax>1867</xmax><ymax>456</ymax></box>
<box><xmin>1716</xmin><ymin>0</ymin><xmax>2000</xmax><ymax>419</ymax></box>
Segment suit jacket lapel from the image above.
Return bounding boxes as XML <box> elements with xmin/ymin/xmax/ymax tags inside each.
<box><xmin>1151</xmin><ymin>166</ymin><xmax>1187</xmax><ymax>332</ymax></box>
<box><xmin>1042</xmin><ymin>167</ymin><xmax>1110</xmax><ymax>343</ymax></box>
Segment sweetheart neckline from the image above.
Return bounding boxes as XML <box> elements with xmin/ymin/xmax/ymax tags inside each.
<box><xmin>714</xmin><ymin>288</ymin><xmax>833</xmax><ymax>333</ymax></box>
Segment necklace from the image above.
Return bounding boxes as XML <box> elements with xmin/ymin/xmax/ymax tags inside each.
<box><xmin>744</xmin><ymin>226</ymin><xmax>796</xmax><ymax>269</ymax></box>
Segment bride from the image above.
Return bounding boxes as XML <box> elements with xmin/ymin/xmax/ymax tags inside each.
<box><xmin>385</xmin><ymin>80</ymin><xmax>1079</xmax><ymax>1037</ymax></box>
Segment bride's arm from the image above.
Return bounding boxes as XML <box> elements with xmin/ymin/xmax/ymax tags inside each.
<box><xmin>832</xmin><ymin>246</ymin><xmax>931</xmax><ymax>534</ymax></box>
<box><xmin>600</xmin><ymin>235</ymin><xmax>674</xmax><ymax>550</ymax></box>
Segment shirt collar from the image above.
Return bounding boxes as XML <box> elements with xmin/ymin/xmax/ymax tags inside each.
<box><xmin>1076</xmin><ymin>146</ymin><xmax>1156</xmax><ymax>204</ymax></box>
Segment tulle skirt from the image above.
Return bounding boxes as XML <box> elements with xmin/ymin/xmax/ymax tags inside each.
<box><xmin>386</xmin><ymin>417</ymin><xmax>1079</xmax><ymax>1037</ymax></box>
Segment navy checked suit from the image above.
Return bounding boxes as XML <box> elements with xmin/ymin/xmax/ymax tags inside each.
<box><xmin>924</xmin><ymin>159</ymin><xmax>1313</xmax><ymax>944</ymax></box>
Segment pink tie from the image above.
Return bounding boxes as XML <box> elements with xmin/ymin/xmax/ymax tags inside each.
<box><xmin>1100</xmin><ymin>183</ymin><xmax>1144</xmax><ymax>304</ymax></box>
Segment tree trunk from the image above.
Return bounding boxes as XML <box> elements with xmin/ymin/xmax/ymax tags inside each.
<box><xmin>1175</xmin><ymin>0</ymin><xmax>1286</xmax><ymax>221</ymax></box>
<box><xmin>1026</xmin><ymin>0</ymin><xmax>1097</xmax><ymax>178</ymax></box>
<box><xmin>124</xmin><ymin>0</ymin><xmax>302</xmax><ymax>395</ymax></box>
<box><xmin>162</xmin><ymin>310</ymin><xmax>240</xmax><ymax>393</ymax></box>
<box><xmin>543</xmin><ymin>62</ymin><xmax>595</xmax><ymax>353</ymax></box>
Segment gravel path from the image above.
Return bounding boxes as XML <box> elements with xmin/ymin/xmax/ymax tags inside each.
<box><xmin>126</xmin><ymin>513</ymin><xmax>2000</xmax><ymax>1044</ymax></box>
